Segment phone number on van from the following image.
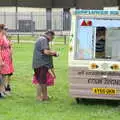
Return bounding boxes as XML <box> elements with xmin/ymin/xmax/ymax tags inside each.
<box><xmin>88</xmin><ymin>78</ymin><xmax>120</xmax><ymax>85</ymax></box>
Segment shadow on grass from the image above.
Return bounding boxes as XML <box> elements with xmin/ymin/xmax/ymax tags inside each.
<box><xmin>74</xmin><ymin>98</ymin><xmax>120</xmax><ymax>107</ymax></box>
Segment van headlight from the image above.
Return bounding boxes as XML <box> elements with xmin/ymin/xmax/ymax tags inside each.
<box><xmin>90</xmin><ymin>63</ymin><xmax>99</xmax><ymax>69</ymax></box>
<box><xmin>111</xmin><ymin>64</ymin><xmax>119</xmax><ymax>70</ymax></box>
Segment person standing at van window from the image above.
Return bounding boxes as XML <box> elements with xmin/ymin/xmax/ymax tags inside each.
<box><xmin>32</xmin><ymin>31</ymin><xmax>58</xmax><ymax>101</ymax></box>
<box><xmin>0</xmin><ymin>24</ymin><xmax>14</xmax><ymax>95</ymax></box>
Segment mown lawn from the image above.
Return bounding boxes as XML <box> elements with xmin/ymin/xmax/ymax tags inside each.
<box><xmin>11</xmin><ymin>35</ymin><xmax>37</xmax><ymax>41</ymax></box>
<box><xmin>0</xmin><ymin>43</ymin><xmax>120</xmax><ymax>120</ymax></box>
<box><xmin>11</xmin><ymin>35</ymin><xmax>69</xmax><ymax>44</ymax></box>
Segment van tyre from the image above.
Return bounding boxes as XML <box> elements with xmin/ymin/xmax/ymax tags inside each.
<box><xmin>75</xmin><ymin>98</ymin><xmax>80</xmax><ymax>104</ymax></box>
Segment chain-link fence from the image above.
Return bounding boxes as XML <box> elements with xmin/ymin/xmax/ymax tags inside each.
<box><xmin>0</xmin><ymin>11</ymin><xmax>71</xmax><ymax>43</ymax></box>
<box><xmin>0</xmin><ymin>11</ymin><xmax>71</xmax><ymax>33</ymax></box>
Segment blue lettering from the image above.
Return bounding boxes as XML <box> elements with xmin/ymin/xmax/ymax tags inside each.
<box><xmin>75</xmin><ymin>10</ymin><xmax>120</xmax><ymax>15</ymax></box>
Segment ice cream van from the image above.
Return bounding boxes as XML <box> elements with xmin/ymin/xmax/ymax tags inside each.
<box><xmin>69</xmin><ymin>9</ymin><xmax>120</xmax><ymax>103</ymax></box>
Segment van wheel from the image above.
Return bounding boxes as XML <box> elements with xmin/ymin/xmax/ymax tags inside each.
<box><xmin>75</xmin><ymin>98</ymin><xmax>80</xmax><ymax>104</ymax></box>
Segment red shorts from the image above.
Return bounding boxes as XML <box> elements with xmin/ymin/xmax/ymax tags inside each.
<box><xmin>33</xmin><ymin>67</ymin><xmax>55</xmax><ymax>86</ymax></box>
<box><xmin>34</xmin><ymin>66</ymin><xmax>48</xmax><ymax>84</ymax></box>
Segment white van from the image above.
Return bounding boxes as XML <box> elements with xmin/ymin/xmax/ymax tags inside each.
<box><xmin>69</xmin><ymin>10</ymin><xmax>120</xmax><ymax>103</ymax></box>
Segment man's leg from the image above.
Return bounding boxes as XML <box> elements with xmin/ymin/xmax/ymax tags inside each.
<box><xmin>36</xmin><ymin>84</ymin><xmax>42</xmax><ymax>100</ymax></box>
<box><xmin>3</xmin><ymin>76</ymin><xmax>8</xmax><ymax>88</ymax></box>
<box><xmin>41</xmin><ymin>84</ymin><xmax>48</xmax><ymax>100</ymax></box>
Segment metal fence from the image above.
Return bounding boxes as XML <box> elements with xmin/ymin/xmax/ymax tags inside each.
<box><xmin>0</xmin><ymin>11</ymin><xmax>71</xmax><ymax>34</ymax></box>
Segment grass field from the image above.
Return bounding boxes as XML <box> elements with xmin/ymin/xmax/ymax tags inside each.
<box><xmin>0</xmin><ymin>43</ymin><xmax>120</xmax><ymax>120</ymax></box>
<box><xmin>11</xmin><ymin>35</ymin><xmax>69</xmax><ymax>43</ymax></box>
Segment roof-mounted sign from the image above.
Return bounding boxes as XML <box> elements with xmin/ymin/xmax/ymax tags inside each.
<box><xmin>75</xmin><ymin>10</ymin><xmax>120</xmax><ymax>15</ymax></box>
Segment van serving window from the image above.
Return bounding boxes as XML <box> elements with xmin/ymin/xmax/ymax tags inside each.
<box><xmin>74</xmin><ymin>18</ymin><xmax>120</xmax><ymax>60</ymax></box>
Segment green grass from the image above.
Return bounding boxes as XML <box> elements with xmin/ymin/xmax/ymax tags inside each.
<box><xmin>54</xmin><ymin>36</ymin><xmax>68</xmax><ymax>42</ymax></box>
<box><xmin>0</xmin><ymin>43</ymin><xmax>120</xmax><ymax>120</ymax></box>
<box><xmin>11</xmin><ymin>35</ymin><xmax>69</xmax><ymax>44</ymax></box>
<box><xmin>11</xmin><ymin>35</ymin><xmax>37</xmax><ymax>41</ymax></box>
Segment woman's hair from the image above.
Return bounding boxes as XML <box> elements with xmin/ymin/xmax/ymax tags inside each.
<box><xmin>0</xmin><ymin>24</ymin><xmax>5</xmax><ymax>31</ymax></box>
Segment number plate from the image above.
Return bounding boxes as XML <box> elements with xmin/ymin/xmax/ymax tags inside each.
<box><xmin>92</xmin><ymin>88</ymin><xmax>116</xmax><ymax>95</ymax></box>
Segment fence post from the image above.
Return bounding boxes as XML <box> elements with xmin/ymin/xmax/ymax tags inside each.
<box><xmin>46</xmin><ymin>8</ymin><xmax>52</xmax><ymax>30</ymax></box>
<box><xmin>31</xmin><ymin>12</ymin><xmax>34</xmax><ymax>36</ymax></box>
<box><xmin>17</xmin><ymin>33</ymin><xmax>20</xmax><ymax>43</ymax></box>
<box><xmin>4</xmin><ymin>12</ymin><xmax>6</xmax><ymax>24</ymax></box>
<box><xmin>63</xmin><ymin>8</ymin><xmax>71</xmax><ymax>31</ymax></box>
<box><xmin>64</xmin><ymin>35</ymin><xmax>67</xmax><ymax>45</ymax></box>
<box><xmin>15</xmin><ymin>1</ymin><xmax>19</xmax><ymax>43</ymax></box>
<box><xmin>15</xmin><ymin>9</ymin><xmax>19</xmax><ymax>43</ymax></box>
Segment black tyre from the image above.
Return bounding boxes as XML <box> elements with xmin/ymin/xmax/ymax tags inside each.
<box><xmin>75</xmin><ymin>98</ymin><xmax>80</xmax><ymax>104</ymax></box>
